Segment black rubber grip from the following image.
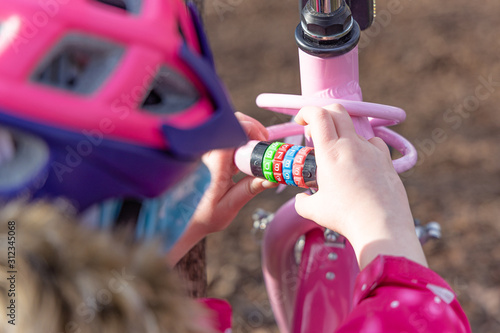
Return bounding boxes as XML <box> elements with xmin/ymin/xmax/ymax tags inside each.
<box><xmin>303</xmin><ymin>151</ymin><xmax>317</xmax><ymax>188</ymax></box>
<box><xmin>250</xmin><ymin>141</ymin><xmax>270</xmax><ymax>178</ymax></box>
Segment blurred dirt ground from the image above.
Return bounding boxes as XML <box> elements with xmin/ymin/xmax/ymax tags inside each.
<box><xmin>201</xmin><ymin>0</ymin><xmax>500</xmax><ymax>332</ymax></box>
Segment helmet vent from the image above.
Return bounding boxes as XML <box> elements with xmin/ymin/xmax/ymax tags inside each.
<box><xmin>94</xmin><ymin>0</ymin><xmax>142</xmax><ymax>14</ymax></box>
<box><xmin>141</xmin><ymin>66</ymin><xmax>200</xmax><ymax>115</ymax></box>
<box><xmin>0</xmin><ymin>127</ymin><xmax>15</xmax><ymax>168</ymax></box>
<box><xmin>32</xmin><ymin>34</ymin><xmax>124</xmax><ymax>95</ymax></box>
<box><xmin>0</xmin><ymin>128</ymin><xmax>50</xmax><ymax>193</ymax></box>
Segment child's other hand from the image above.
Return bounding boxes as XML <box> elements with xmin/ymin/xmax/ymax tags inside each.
<box><xmin>167</xmin><ymin>113</ymin><xmax>277</xmax><ymax>265</ymax></box>
<box><xmin>294</xmin><ymin>104</ymin><xmax>427</xmax><ymax>269</ymax></box>
<box><xmin>192</xmin><ymin>112</ymin><xmax>277</xmax><ymax>234</ymax></box>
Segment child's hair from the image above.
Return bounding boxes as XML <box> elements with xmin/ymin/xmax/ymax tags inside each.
<box><xmin>0</xmin><ymin>202</ymin><xmax>216</xmax><ymax>333</ymax></box>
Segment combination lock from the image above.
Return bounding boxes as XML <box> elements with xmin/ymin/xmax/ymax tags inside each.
<box><xmin>235</xmin><ymin>141</ymin><xmax>317</xmax><ymax>188</ymax></box>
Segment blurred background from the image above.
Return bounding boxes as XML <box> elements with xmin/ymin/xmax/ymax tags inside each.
<box><xmin>201</xmin><ymin>0</ymin><xmax>500</xmax><ymax>331</ymax></box>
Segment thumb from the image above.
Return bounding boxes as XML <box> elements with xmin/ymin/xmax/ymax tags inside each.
<box><xmin>224</xmin><ymin>176</ymin><xmax>277</xmax><ymax>212</ymax></box>
<box><xmin>369</xmin><ymin>136</ymin><xmax>391</xmax><ymax>158</ymax></box>
<box><xmin>294</xmin><ymin>192</ymin><xmax>316</xmax><ymax>220</ymax></box>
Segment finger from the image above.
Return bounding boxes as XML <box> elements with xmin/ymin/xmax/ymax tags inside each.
<box><xmin>239</xmin><ymin>121</ymin><xmax>267</xmax><ymax>141</ymax></box>
<box><xmin>221</xmin><ymin>176</ymin><xmax>278</xmax><ymax>213</ymax></box>
<box><xmin>294</xmin><ymin>192</ymin><xmax>316</xmax><ymax>221</ymax></box>
<box><xmin>236</xmin><ymin>112</ymin><xmax>269</xmax><ymax>140</ymax></box>
<box><xmin>323</xmin><ymin>104</ymin><xmax>357</xmax><ymax>139</ymax></box>
<box><xmin>368</xmin><ymin>136</ymin><xmax>392</xmax><ymax>160</ymax></box>
<box><xmin>295</xmin><ymin>106</ymin><xmax>339</xmax><ymax>150</ymax></box>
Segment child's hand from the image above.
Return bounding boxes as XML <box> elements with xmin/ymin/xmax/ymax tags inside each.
<box><xmin>192</xmin><ymin>112</ymin><xmax>278</xmax><ymax>234</ymax></box>
<box><xmin>294</xmin><ymin>104</ymin><xmax>427</xmax><ymax>269</ymax></box>
<box><xmin>167</xmin><ymin>113</ymin><xmax>277</xmax><ymax>265</ymax></box>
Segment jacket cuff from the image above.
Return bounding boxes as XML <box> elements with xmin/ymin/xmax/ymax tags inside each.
<box><xmin>353</xmin><ymin>255</ymin><xmax>456</xmax><ymax>305</ymax></box>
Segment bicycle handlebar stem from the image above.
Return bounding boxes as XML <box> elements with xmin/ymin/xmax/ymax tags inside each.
<box><xmin>311</xmin><ymin>0</ymin><xmax>342</xmax><ymax>13</ymax></box>
<box><xmin>297</xmin><ymin>0</ymin><xmax>359</xmax><ymax>57</ymax></box>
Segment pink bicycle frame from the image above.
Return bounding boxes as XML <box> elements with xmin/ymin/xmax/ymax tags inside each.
<box><xmin>258</xmin><ymin>46</ymin><xmax>418</xmax><ymax>332</ymax></box>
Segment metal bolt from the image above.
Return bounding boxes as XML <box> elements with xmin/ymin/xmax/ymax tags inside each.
<box><xmin>311</xmin><ymin>0</ymin><xmax>342</xmax><ymax>14</ymax></box>
<box><xmin>324</xmin><ymin>229</ymin><xmax>338</xmax><ymax>242</ymax></box>
<box><xmin>328</xmin><ymin>252</ymin><xmax>338</xmax><ymax>261</ymax></box>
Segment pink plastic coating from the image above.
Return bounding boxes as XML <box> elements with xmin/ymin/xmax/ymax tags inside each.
<box><xmin>373</xmin><ymin>126</ymin><xmax>418</xmax><ymax>173</ymax></box>
<box><xmin>256</xmin><ymin>94</ymin><xmax>407</xmax><ymax>126</ymax></box>
<box><xmin>267</xmin><ymin>122</ymin><xmax>305</xmax><ymax>141</ymax></box>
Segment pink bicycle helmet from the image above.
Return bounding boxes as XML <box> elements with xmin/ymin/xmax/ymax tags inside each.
<box><xmin>0</xmin><ymin>0</ymin><xmax>247</xmax><ymax>210</ymax></box>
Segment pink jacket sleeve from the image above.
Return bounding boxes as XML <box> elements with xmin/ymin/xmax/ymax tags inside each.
<box><xmin>198</xmin><ymin>298</ymin><xmax>232</xmax><ymax>333</ymax></box>
<box><xmin>336</xmin><ymin>255</ymin><xmax>471</xmax><ymax>333</ymax></box>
